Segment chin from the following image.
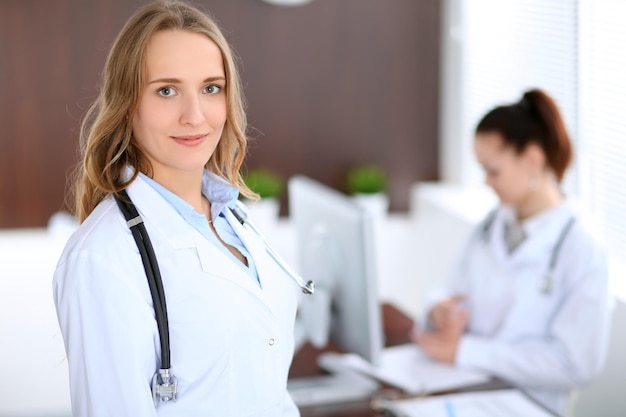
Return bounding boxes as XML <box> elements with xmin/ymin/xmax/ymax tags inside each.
<box><xmin>496</xmin><ymin>194</ymin><xmax>513</xmax><ymax>205</ymax></box>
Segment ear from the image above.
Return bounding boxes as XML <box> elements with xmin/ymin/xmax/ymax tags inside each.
<box><xmin>521</xmin><ymin>143</ymin><xmax>546</xmax><ymax>173</ymax></box>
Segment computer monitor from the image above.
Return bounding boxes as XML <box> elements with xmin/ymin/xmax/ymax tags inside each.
<box><xmin>288</xmin><ymin>175</ymin><xmax>383</xmax><ymax>366</ymax></box>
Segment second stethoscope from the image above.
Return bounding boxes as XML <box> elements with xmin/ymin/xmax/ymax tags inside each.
<box><xmin>481</xmin><ymin>209</ymin><xmax>576</xmax><ymax>295</ymax></box>
<box><xmin>114</xmin><ymin>190</ymin><xmax>314</xmax><ymax>408</ymax></box>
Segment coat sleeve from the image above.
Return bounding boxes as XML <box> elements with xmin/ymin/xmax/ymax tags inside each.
<box><xmin>456</xmin><ymin>238</ymin><xmax>614</xmax><ymax>390</ymax></box>
<box><xmin>53</xmin><ymin>247</ymin><xmax>160</xmax><ymax>417</ymax></box>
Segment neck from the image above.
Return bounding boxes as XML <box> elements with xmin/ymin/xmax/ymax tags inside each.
<box><xmin>516</xmin><ymin>178</ymin><xmax>563</xmax><ymax>221</ymax></box>
<box><xmin>152</xmin><ymin>168</ymin><xmax>206</xmax><ymax>213</ymax></box>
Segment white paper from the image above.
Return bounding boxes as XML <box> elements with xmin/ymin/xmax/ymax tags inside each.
<box><xmin>382</xmin><ymin>389</ymin><xmax>555</xmax><ymax>417</ymax></box>
<box><xmin>318</xmin><ymin>343</ymin><xmax>489</xmax><ymax>394</ymax></box>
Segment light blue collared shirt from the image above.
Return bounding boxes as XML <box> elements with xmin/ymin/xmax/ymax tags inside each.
<box><xmin>139</xmin><ymin>171</ymin><xmax>259</xmax><ymax>285</ymax></box>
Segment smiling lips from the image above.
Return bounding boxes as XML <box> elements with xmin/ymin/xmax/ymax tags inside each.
<box><xmin>172</xmin><ymin>134</ymin><xmax>207</xmax><ymax>147</ymax></box>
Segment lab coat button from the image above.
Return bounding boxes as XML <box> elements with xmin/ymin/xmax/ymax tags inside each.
<box><xmin>269</xmin><ymin>338</ymin><xmax>275</xmax><ymax>346</ymax></box>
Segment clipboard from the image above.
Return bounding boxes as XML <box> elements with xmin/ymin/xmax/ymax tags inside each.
<box><xmin>377</xmin><ymin>389</ymin><xmax>556</xmax><ymax>417</ymax></box>
<box><xmin>318</xmin><ymin>343</ymin><xmax>490</xmax><ymax>394</ymax></box>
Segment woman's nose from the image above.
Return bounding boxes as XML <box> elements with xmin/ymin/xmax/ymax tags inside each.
<box><xmin>180</xmin><ymin>95</ymin><xmax>205</xmax><ymax>126</ymax></box>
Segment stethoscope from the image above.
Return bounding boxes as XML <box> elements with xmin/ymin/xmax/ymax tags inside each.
<box><xmin>480</xmin><ymin>209</ymin><xmax>576</xmax><ymax>295</ymax></box>
<box><xmin>114</xmin><ymin>189</ymin><xmax>314</xmax><ymax>407</ymax></box>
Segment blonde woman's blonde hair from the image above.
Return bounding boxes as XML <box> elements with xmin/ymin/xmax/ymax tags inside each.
<box><xmin>72</xmin><ymin>0</ymin><xmax>255</xmax><ymax>222</ymax></box>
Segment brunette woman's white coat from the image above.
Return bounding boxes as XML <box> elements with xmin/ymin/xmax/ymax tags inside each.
<box><xmin>430</xmin><ymin>203</ymin><xmax>613</xmax><ymax>415</ymax></box>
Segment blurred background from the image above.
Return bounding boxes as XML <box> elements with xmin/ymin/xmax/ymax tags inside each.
<box><xmin>1</xmin><ymin>0</ymin><xmax>625</xmax><ymax>416</ymax></box>
<box><xmin>0</xmin><ymin>0</ymin><xmax>439</xmax><ymax>224</ymax></box>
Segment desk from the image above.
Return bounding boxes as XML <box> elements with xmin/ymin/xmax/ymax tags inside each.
<box><xmin>289</xmin><ymin>304</ymin><xmax>398</xmax><ymax>417</ymax></box>
<box><xmin>289</xmin><ymin>303</ymin><xmax>410</xmax><ymax>416</ymax></box>
<box><xmin>289</xmin><ymin>303</ymin><xmax>515</xmax><ymax>417</ymax></box>
<box><xmin>289</xmin><ymin>303</ymin><xmax>414</xmax><ymax>379</ymax></box>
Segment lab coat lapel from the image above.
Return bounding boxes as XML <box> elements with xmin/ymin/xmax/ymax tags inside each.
<box><xmin>191</xmin><ymin>231</ymin><xmax>270</xmax><ymax>299</ymax></box>
<box><xmin>487</xmin><ymin>210</ymin><xmax>510</xmax><ymax>267</ymax></box>
<box><xmin>223</xmin><ymin>207</ymin><xmax>280</xmax><ymax>316</ymax></box>
<box><xmin>125</xmin><ymin>176</ymin><xmax>196</xmax><ymax>250</ymax></box>
<box><xmin>126</xmin><ymin>177</ymin><xmax>271</xmax><ymax>307</ymax></box>
<box><xmin>510</xmin><ymin>229</ymin><xmax>555</xmax><ymax>268</ymax></box>
<box><xmin>493</xmin><ymin>204</ymin><xmax>574</xmax><ymax>269</ymax></box>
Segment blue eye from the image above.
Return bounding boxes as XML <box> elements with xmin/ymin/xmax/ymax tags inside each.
<box><xmin>158</xmin><ymin>86</ymin><xmax>176</xmax><ymax>97</ymax></box>
<box><xmin>204</xmin><ymin>85</ymin><xmax>221</xmax><ymax>95</ymax></box>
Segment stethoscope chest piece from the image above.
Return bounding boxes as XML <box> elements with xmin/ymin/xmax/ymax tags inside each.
<box><xmin>540</xmin><ymin>273</ymin><xmax>553</xmax><ymax>295</ymax></box>
<box><xmin>152</xmin><ymin>368</ymin><xmax>178</xmax><ymax>407</ymax></box>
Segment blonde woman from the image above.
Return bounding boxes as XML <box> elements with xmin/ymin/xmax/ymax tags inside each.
<box><xmin>53</xmin><ymin>1</ymin><xmax>301</xmax><ymax>415</ymax></box>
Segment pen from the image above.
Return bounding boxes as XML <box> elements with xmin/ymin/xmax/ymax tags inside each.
<box><xmin>445</xmin><ymin>400</ymin><xmax>457</xmax><ymax>417</ymax></box>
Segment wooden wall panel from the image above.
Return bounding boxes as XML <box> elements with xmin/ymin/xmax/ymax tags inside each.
<box><xmin>0</xmin><ymin>0</ymin><xmax>145</xmax><ymax>228</ymax></box>
<box><xmin>0</xmin><ymin>0</ymin><xmax>439</xmax><ymax>227</ymax></box>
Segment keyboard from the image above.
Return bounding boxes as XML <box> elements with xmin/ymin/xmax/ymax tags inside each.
<box><xmin>287</xmin><ymin>372</ymin><xmax>379</xmax><ymax>407</ymax></box>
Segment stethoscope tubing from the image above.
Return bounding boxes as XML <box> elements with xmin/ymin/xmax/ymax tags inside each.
<box><xmin>229</xmin><ymin>204</ymin><xmax>315</xmax><ymax>294</ymax></box>
<box><xmin>115</xmin><ymin>190</ymin><xmax>172</xmax><ymax>370</ymax></box>
<box><xmin>547</xmin><ymin>217</ymin><xmax>576</xmax><ymax>272</ymax></box>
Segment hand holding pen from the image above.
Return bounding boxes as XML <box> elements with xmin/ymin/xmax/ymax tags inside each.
<box><xmin>428</xmin><ymin>294</ymin><xmax>469</xmax><ymax>335</ymax></box>
<box><xmin>410</xmin><ymin>294</ymin><xmax>469</xmax><ymax>364</ymax></box>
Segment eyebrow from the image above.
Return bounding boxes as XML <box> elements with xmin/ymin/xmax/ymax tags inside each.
<box><xmin>148</xmin><ymin>76</ymin><xmax>226</xmax><ymax>85</ymax></box>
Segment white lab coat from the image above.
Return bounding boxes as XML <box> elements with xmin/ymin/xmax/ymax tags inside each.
<box><xmin>427</xmin><ymin>203</ymin><xmax>613</xmax><ymax>416</ymax></box>
<box><xmin>53</xmin><ymin>175</ymin><xmax>300</xmax><ymax>417</ymax></box>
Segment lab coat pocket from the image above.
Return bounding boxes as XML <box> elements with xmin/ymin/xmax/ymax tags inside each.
<box><xmin>167</xmin><ymin>292</ymin><xmax>235</xmax><ymax>414</ymax></box>
<box><xmin>156</xmin><ymin>248</ymin><xmax>235</xmax><ymax>408</ymax></box>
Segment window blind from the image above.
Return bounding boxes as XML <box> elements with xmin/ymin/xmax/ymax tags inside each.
<box><xmin>454</xmin><ymin>0</ymin><xmax>578</xmax><ymax>189</ymax></box>
<box><xmin>578</xmin><ymin>0</ymin><xmax>626</xmax><ymax>266</ymax></box>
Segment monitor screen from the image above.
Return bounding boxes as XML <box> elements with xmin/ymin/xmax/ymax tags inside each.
<box><xmin>288</xmin><ymin>175</ymin><xmax>383</xmax><ymax>366</ymax></box>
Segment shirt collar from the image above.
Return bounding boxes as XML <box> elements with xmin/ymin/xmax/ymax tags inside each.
<box><xmin>203</xmin><ymin>171</ymin><xmax>240</xmax><ymax>220</ymax></box>
<box><xmin>138</xmin><ymin>169</ymin><xmax>240</xmax><ymax>222</ymax></box>
<box><xmin>501</xmin><ymin>202</ymin><xmax>568</xmax><ymax>238</ymax></box>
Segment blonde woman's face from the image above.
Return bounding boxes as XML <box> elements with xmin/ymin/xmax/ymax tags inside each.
<box><xmin>474</xmin><ymin>131</ymin><xmax>534</xmax><ymax>206</ymax></box>
<box><xmin>132</xmin><ymin>30</ymin><xmax>227</xmax><ymax>181</ymax></box>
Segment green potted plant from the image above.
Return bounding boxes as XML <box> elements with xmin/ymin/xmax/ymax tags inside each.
<box><xmin>244</xmin><ymin>169</ymin><xmax>284</xmax><ymax>200</ymax></box>
<box><xmin>345</xmin><ymin>165</ymin><xmax>389</xmax><ymax>216</ymax></box>
<box><xmin>242</xmin><ymin>169</ymin><xmax>284</xmax><ymax>225</ymax></box>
